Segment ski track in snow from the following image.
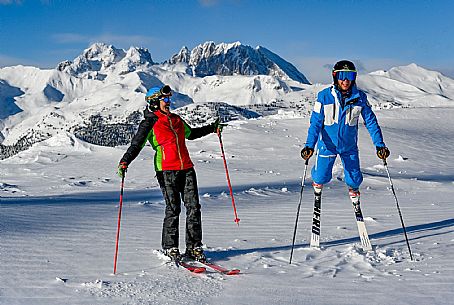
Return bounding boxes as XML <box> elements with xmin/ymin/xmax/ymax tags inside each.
<box><xmin>1</xmin><ymin>108</ymin><xmax>454</xmax><ymax>304</ymax></box>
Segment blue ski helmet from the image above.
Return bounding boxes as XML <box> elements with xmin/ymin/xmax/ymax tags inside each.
<box><xmin>332</xmin><ymin>60</ymin><xmax>357</xmax><ymax>85</ymax></box>
<box><xmin>145</xmin><ymin>85</ymin><xmax>172</xmax><ymax>110</ymax></box>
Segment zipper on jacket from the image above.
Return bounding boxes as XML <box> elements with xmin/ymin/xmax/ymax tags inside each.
<box><xmin>333</xmin><ymin>101</ymin><xmax>336</xmax><ymax>120</ymax></box>
<box><xmin>346</xmin><ymin>98</ymin><xmax>358</xmax><ymax>123</ymax></box>
<box><xmin>168</xmin><ymin>115</ymin><xmax>184</xmax><ymax>170</ymax></box>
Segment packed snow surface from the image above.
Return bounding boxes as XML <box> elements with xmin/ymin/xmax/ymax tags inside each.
<box><xmin>1</xmin><ymin>107</ymin><xmax>454</xmax><ymax>305</ymax></box>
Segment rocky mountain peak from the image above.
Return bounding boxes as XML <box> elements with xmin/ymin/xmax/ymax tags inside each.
<box><xmin>168</xmin><ymin>41</ymin><xmax>310</xmax><ymax>84</ymax></box>
<box><xmin>168</xmin><ymin>46</ymin><xmax>190</xmax><ymax>64</ymax></box>
<box><xmin>57</xmin><ymin>43</ymin><xmax>154</xmax><ymax>78</ymax></box>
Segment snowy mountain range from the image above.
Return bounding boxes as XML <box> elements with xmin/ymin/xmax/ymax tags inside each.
<box><xmin>167</xmin><ymin>41</ymin><xmax>310</xmax><ymax>83</ymax></box>
<box><xmin>1</xmin><ymin>41</ymin><xmax>454</xmax><ymax>160</ymax></box>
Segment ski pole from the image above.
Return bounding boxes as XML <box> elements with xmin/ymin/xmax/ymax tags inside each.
<box><xmin>113</xmin><ymin>174</ymin><xmax>125</xmax><ymax>274</ymax></box>
<box><xmin>289</xmin><ymin>159</ymin><xmax>309</xmax><ymax>264</ymax></box>
<box><xmin>217</xmin><ymin>128</ymin><xmax>240</xmax><ymax>225</ymax></box>
<box><xmin>383</xmin><ymin>159</ymin><xmax>414</xmax><ymax>261</ymax></box>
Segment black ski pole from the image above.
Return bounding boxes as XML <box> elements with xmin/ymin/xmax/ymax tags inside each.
<box><xmin>289</xmin><ymin>159</ymin><xmax>309</xmax><ymax>264</ymax></box>
<box><xmin>383</xmin><ymin>159</ymin><xmax>414</xmax><ymax>261</ymax></box>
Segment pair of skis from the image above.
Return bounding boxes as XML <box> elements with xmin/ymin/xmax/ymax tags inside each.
<box><xmin>168</xmin><ymin>257</ymin><xmax>240</xmax><ymax>275</ymax></box>
<box><xmin>309</xmin><ymin>192</ymin><xmax>372</xmax><ymax>251</ymax></box>
<box><xmin>289</xmin><ymin>159</ymin><xmax>371</xmax><ymax>265</ymax></box>
<box><xmin>155</xmin><ymin>249</ymin><xmax>240</xmax><ymax>275</ymax></box>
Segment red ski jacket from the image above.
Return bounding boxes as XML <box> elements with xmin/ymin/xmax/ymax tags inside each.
<box><xmin>121</xmin><ymin>107</ymin><xmax>215</xmax><ymax>171</ymax></box>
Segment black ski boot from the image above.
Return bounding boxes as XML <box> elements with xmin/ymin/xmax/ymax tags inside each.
<box><xmin>164</xmin><ymin>247</ymin><xmax>181</xmax><ymax>262</ymax></box>
<box><xmin>185</xmin><ymin>246</ymin><xmax>206</xmax><ymax>262</ymax></box>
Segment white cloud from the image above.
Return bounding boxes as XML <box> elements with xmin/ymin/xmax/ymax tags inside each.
<box><xmin>0</xmin><ymin>53</ymin><xmax>25</xmax><ymax>67</ymax></box>
<box><xmin>437</xmin><ymin>67</ymin><xmax>454</xmax><ymax>79</ymax></box>
<box><xmin>292</xmin><ymin>56</ymin><xmax>337</xmax><ymax>84</ymax></box>
<box><xmin>0</xmin><ymin>53</ymin><xmax>46</xmax><ymax>68</ymax></box>
<box><xmin>293</xmin><ymin>56</ymin><xmax>408</xmax><ymax>84</ymax></box>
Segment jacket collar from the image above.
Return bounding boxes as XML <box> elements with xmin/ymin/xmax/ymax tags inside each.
<box><xmin>154</xmin><ymin>109</ymin><xmax>173</xmax><ymax>118</ymax></box>
<box><xmin>333</xmin><ymin>84</ymin><xmax>360</xmax><ymax>104</ymax></box>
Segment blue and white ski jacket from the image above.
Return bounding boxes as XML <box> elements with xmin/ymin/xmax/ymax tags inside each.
<box><xmin>305</xmin><ymin>85</ymin><xmax>385</xmax><ymax>154</ymax></box>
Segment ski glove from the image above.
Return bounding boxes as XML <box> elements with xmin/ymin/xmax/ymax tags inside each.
<box><xmin>213</xmin><ymin>118</ymin><xmax>227</xmax><ymax>133</ymax></box>
<box><xmin>376</xmin><ymin>146</ymin><xmax>390</xmax><ymax>160</ymax></box>
<box><xmin>117</xmin><ymin>162</ymin><xmax>128</xmax><ymax>178</ymax></box>
<box><xmin>301</xmin><ymin>146</ymin><xmax>314</xmax><ymax>160</ymax></box>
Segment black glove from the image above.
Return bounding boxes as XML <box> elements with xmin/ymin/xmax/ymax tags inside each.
<box><xmin>117</xmin><ymin>162</ymin><xmax>128</xmax><ymax>178</ymax></box>
<box><xmin>213</xmin><ymin>118</ymin><xmax>227</xmax><ymax>133</ymax></box>
<box><xmin>376</xmin><ymin>146</ymin><xmax>390</xmax><ymax>160</ymax></box>
<box><xmin>301</xmin><ymin>146</ymin><xmax>314</xmax><ymax>160</ymax></box>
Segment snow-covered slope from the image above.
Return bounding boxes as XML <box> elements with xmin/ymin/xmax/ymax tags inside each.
<box><xmin>357</xmin><ymin>64</ymin><xmax>454</xmax><ymax>108</ymax></box>
<box><xmin>0</xmin><ymin>79</ymin><xmax>23</xmax><ymax>120</ymax></box>
<box><xmin>1</xmin><ymin>108</ymin><xmax>453</xmax><ymax>305</ymax></box>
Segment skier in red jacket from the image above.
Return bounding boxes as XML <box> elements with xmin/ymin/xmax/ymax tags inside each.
<box><xmin>117</xmin><ymin>85</ymin><xmax>222</xmax><ymax>262</ymax></box>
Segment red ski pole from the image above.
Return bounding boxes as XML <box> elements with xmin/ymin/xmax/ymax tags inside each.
<box><xmin>217</xmin><ymin>128</ymin><xmax>240</xmax><ymax>225</ymax></box>
<box><xmin>113</xmin><ymin>174</ymin><xmax>125</xmax><ymax>274</ymax></box>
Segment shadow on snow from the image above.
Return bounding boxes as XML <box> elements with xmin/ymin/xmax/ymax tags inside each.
<box><xmin>207</xmin><ymin>218</ymin><xmax>454</xmax><ymax>261</ymax></box>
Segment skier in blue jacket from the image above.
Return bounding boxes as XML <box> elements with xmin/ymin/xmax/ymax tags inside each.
<box><xmin>301</xmin><ymin>60</ymin><xmax>390</xmax><ymax>207</ymax></box>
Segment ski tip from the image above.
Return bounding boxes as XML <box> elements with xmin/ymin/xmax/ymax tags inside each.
<box><xmin>226</xmin><ymin>269</ymin><xmax>241</xmax><ymax>275</ymax></box>
<box><xmin>193</xmin><ymin>267</ymin><xmax>206</xmax><ymax>273</ymax></box>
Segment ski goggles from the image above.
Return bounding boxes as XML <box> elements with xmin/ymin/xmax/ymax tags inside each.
<box><xmin>334</xmin><ymin>70</ymin><xmax>357</xmax><ymax>81</ymax></box>
<box><xmin>160</xmin><ymin>96</ymin><xmax>171</xmax><ymax>104</ymax></box>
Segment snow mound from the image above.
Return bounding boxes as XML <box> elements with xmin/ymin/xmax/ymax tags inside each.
<box><xmin>0</xmin><ymin>182</ymin><xmax>22</xmax><ymax>193</ymax></box>
<box><xmin>395</xmin><ymin>155</ymin><xmax>409</xmax><ymax>162</ymax></box>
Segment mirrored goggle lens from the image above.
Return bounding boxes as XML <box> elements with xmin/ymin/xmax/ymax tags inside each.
<box><xmin>161</xmin><ymin>97</ymin><xmax>171</xmax><ymax>103</ymax></box>
<box><xmin>336</xmin><ymin>71</ymin><xmax>357</xmax><ymax>81</ymax></box>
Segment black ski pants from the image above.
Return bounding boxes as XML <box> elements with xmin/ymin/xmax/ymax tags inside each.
<box><xmin>156</xmin><ymin>167</ymin><xmax>202</xmax><ymax>250</ymax></box>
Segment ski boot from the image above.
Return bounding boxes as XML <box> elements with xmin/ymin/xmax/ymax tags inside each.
<box><xmin>184</xmin><ymin>246</ymin><xmax>206</xmax><ymax>262</ymax></box>
<box><xmin>349</xmin><ymin>188</ymin><xmax>361</xmax><ymax>212</ymax></box>
<box><xmin>313</xmin><ymin>182</ymin><xmax>323</xmax><ymax>208</ymax></box>
<box><xmin>164</xmin><ymin>247</ymin><xmax>181</xmax><ymax>262</ymax></box>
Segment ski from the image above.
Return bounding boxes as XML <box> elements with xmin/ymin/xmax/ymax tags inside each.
<box><xmin>154</xmin><ymin>250</ymin><xmax>206</xmax><ymax>273</ymax></box>
<box><xmin>197</xmin><ymin>261</ymin><xmax>240</xmax><ymax>275</ymax></box>
<box><xmin>178</xmin><ymin>260</ymin><xmax>206</xmax><ymax>273</ymax></box>
<box><xmin>352</xmin><ymin>203</ymin><xmax>372</xmax><ymax>251</ymax></box>
<box><xmin>310</xmin><ymin>191</ymin><xmax>322</xmax><ymax>248</ymax></box>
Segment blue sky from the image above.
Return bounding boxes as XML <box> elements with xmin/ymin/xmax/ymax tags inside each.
<box><xmin>1</xmin><ymin>0</ymin><xmax>453</xmax><ymax>83</ymax></box>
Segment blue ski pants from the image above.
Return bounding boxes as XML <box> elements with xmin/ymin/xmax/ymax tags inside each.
<box><xmin>311</xmin><ymin>148</ymin><xmax>363</xmax><ymax>190</ymax></box>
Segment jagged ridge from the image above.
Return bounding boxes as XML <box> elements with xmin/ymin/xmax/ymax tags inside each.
<box><xmin>168</xmin><ymin>41</ymin><xmax>310</xmax><ymax>84</ymax></box>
